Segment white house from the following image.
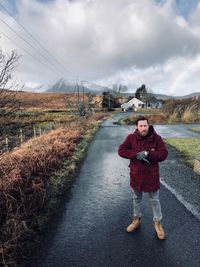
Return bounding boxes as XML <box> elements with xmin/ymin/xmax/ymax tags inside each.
<box><xmin>121</xmin><ymin>97</ymin><xmax>144</xmax><ymax>111</ymax></box>
<box><xmin>148</xmin><ymin>99</ymin><xmax>163</xmax><ymax>109</ymax></box>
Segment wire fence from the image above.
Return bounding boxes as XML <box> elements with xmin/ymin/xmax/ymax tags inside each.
<box><xmin>0</xmin><ymin>121</ymin><xmax>74</xmax><ymax>153</ymax></box>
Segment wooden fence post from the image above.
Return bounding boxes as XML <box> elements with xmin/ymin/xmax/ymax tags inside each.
<box><xmin>20</xmin><ymin>129</ymin><xmax>23</xmax><ymax>143</ymax></box>
<box><xmin>33</xmin><ymin>126</ymin><xmax>36</xmax><ymax>138</ymax></box>
<box><xmin>5</xmin><ymin>137</ymin><xmax>8</xmax><ymax>150</ymax></box>
<box><xmin>49</xmin><ymin>122</ymin><xmax>53</xmax><ymax>131</ymax></box>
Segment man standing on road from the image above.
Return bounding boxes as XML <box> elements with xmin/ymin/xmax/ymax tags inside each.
<box><xmin>118</xmin><ymin>116</ymin><xmax>168</xmax><ymax>240</ymax></box>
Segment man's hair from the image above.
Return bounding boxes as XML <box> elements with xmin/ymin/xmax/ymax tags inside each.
<box><xmin>135</xmin><ymin>116</ymin><xmax>149</xmax><ymax>125</ymax></box>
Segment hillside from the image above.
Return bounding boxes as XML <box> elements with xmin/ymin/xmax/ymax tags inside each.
<box><xmin>123</xmin><ymin>92</ymin><xmax>200</xmax><ymax>100</ymax></box>
<box><xmin>154</xmin><ymin>92</ymin><xmax>200</xmax><ymax>100</ymax></box>
<box><xmin>15</xmin><ymin>92</ymin><xmax>102</xmax><ymax>110</ymax></box>
<box><xmin>175</xmin><ymin>92</ymin><xmax>200</xmax><ymax>99</ymax></box>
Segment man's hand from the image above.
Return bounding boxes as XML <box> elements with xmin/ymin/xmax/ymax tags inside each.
<box><xmin>136</xmin><ymin>151</ymin><xmax>150</xmax><ymax>165</ymax></box>
<box><xmin>142</xmin><ymin>158</ymin><xmax>150</xmax><ymax>165</ymax></box>
<box><xmin>136</xmin><ymin>151</ymin><xmax>149</xmax><ymax>160</ymax></box>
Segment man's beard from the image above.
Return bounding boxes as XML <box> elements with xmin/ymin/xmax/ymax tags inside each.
<box><xmin>138</xmin><ymin>130</ymin><xmax>148</xmax><ymax>136</ymax></box>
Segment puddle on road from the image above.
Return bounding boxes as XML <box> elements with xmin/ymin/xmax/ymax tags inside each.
<box><xmin>164</xmin><ymin>159</ymin><xmax>177</xmax><ymax>164</ymax></box>
<box><xmin>112</xmin><ymin>181</ymin><xmax>122</xmax><ymax>185</ymax></box>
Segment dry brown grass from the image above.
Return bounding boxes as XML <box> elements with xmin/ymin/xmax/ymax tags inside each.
<box><xmin>164</xmin><ymin>98</ymin><xmax>200</xmax><ymax>123</ymax></box>
<box><xmin>0</xmin><ymin>112</ymin><xmax>107</xmax><ymax>266</ymax></box>
<box><xmin>16</xmin><ymin>92</ymin><xmax>102</xmax><ymax>111</ymax></box>
<box><xmin>18</xmin><ymin>92</ymin><xmax>71</xmax><ymax>110</ymax></box>
<box><xmin>119</xmin><ymin>114</ymin><xmax>167</xmax><ymax>125</ymax></box>
<box><xmin>0</xmin><ymin>127</ymin><xmax>84</xmax><ymax>265</ymax></box>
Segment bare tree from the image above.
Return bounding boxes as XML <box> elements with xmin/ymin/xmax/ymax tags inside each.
<box><xmin>112</xmin><ymin>83</ymin><xmax>128</xmax><ymax>96</ymax></box>
<box><xmin>66</xmin><ymin>90</ymin><xmax>98</xmax><ymax>118</ymax></box>
<box><xmin>0</xmin><ymin>49</ymin><xmax>21</xmax><ymax>118</ymax></box>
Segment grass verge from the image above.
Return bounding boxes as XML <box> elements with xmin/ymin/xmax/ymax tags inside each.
<box><xmin>165</xmin><ymin>137</ymin><xmax>200</xmax><ymax>167</ymax></box>
<box><xmin>190</xmin><ymin>127</ymin><xmax>200</xmax><ymax>133</ymax></box>
<box><xmin>0</xmin><ymin>113</ymin><xmax>107</xmax><ymax>267</ymax></box>
<box><xmin>117</xmin><ymin>113</ymin><xmax>167</xmax><ymax>125</ymax></box>
<box><xmin>37</xmin><ymin>121</ymin><xmax>101</xmax><ymax>231</ymax></box>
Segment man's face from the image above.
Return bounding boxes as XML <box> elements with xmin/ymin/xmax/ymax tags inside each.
<box><xmin>136</xmin><ymin>120</ymin><xmax>149</xmax><ymax>136</ymax></box>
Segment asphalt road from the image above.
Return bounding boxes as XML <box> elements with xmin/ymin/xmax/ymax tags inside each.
<box><xmin>30</xmin><ymin>113</ymin><xmax>200</xmax><ymax>267</ymax></box>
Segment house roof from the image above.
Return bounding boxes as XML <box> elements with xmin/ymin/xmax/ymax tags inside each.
<box><xmin>121</xmin><ymin>97</ymin><xmax>144</xmax><ymax>108</ymax></box>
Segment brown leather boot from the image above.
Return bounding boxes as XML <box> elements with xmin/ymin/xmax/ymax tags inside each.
<box><xmin>126</xmin><ymin>218</ymin><xmax>141</xmax><ymax>233</ymax></box>
<box><xmin>154</xmin><ymin>221</ymin><xmax>165</xmax><ymax>240</ymax></box>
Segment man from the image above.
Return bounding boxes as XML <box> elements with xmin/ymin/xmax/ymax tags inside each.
<box><xmin>118</xmin><ymin>116</ymin><xmax>168</xmax><ymax>240</ymax></box>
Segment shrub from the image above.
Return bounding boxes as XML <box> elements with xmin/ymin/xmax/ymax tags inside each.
<box><xmin>0</xmin><ymin>128</ymin><xmax>84</xmax><ymax>265</ymax></box>
<box><xmin>164</xmin><ymin>98</ymin><xmax>200</xmax><ymax>123</ymax></box>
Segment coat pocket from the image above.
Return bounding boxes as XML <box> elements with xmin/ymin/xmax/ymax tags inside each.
<box><xmin>144</xmin><ymin>164</ymin><xmax>159</xmax><ymax>184</ymax></box>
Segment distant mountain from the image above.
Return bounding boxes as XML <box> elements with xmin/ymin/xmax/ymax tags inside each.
<box><xmin>123</xmin><ymin>93</ymin><xmax>173</xmax><ymax>100</ymax></box>
<box><xmin>22</xmin><ymin>83</ymin><xmax>50</xmax><ymax>92</ymax></box>
<box><xmin>24</xmin><ymin>79</ymin><xmax>200</xmax><ymax>99</ymax></box>
<box><xmin>45</xmin><ymin>78</ymin><xmax>112</xmax><ymax>94</ymax></box>
<box><xmin>152</xmin><ymin>93</ymin><xmax>174</xmax><ymax>100</ymax></box>
<box><xmin>123</xmin><ymin>92</ymin><xmax>200</xmax><ymax>100</ymax></box>
<box><xmin>34</xmin><ymin>84</ymin><xmax>50</xmax><ymax>92</ymax></box>
<box><xmin>45</xmin><ymin>79</ymin><xmax>76</xmax><ymax>93</ymax></box>
<box><xmin>153</xmin><ymin>92</ymin><xmax>200</xmax><ymax>100</ymax></box>
<box><xmin>174</xmin><ymin>92</ymin><xmax>200</xmax><ymax>99</ymax></box>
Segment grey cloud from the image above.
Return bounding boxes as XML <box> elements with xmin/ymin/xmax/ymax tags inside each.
<box><xmin>14</xmin><ymin>1</ymin><xmax>200</xmax><ymax>79</ymax></box>
<box><xmin>1</xmin><ymin>0</ymin><xmax>200</xmax><ymax>95</ymax></box>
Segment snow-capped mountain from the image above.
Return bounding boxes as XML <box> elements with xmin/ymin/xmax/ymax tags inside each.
<box><xmin>22</xmin><ymin>83</ymin><xmax>50</xmax><ymax>92</ymax></box>
<box><xmin>45</xmin><ymin>78</ymin><xmax>112</xmax><ymax>94</ymax></box>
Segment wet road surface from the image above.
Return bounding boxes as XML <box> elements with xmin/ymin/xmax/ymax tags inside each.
<box><xmin>31</xmin><ymin>113</ymin><xmax>200</xmax><ymax>267</ymax></box>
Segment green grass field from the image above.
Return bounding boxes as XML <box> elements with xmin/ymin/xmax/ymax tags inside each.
<box><xmin>190</xmin><ymin>127</ymin><xmax>200</xmax><ymax>133</ymax></box>
<box><xmin>165</xmin><ymin>137</ymin><xmax>200</xmax><ymax>167</ymax></box>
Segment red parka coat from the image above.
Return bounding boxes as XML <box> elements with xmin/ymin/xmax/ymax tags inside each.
<box><xmin>118</xmin><ymin>126</ymin><xmax>168</xmax><ymax>192</ymax></box>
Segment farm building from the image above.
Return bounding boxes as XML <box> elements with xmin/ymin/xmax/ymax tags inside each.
<box><xmin>147</xmin><ymin>99</ymin><xmax>163</xmax><ymax>108</ymax></box>
<box><xmin>121</xmin><ymin>97</ymin><xmax>144</xmax><ymax>111</ymax></box>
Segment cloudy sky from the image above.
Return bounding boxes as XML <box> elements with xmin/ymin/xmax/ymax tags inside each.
<box><xmin>1</xmin><ymin>0</ymin><xmax>200</xmax><ymax>95</ymax></box>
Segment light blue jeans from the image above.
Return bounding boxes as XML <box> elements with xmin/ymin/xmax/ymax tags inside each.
<box><xmin>131</xmin><ymin>188</ymin><xmax>163</xmax><ymax>222</ymax></box>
